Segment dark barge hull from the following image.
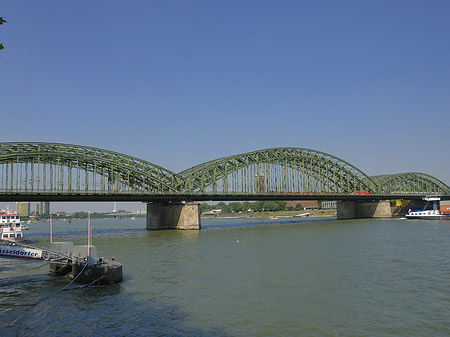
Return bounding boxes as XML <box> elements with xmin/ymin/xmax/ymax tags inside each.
<box><xmin>50</xmin><ymin>260</ymin><xmax>122</xmax><ymax>284</ymax></box>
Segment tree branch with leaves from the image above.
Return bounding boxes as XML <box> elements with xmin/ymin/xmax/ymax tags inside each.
<box><xmin>0</xmin><ymin>17</ymin><xmax>6</xmax><ymax>50</ymax></box>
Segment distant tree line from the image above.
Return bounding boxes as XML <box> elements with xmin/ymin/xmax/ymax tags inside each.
<box><xmin>71</xmin><ymin>212</ymin><xmax>115</xmax><ymax>219</ymax></box>
<box><xmin>199</xmin><ymin>201</ymin><xmax>308</xmax><ymax>214</ymax></box>
<box><xmin>35</xmin><ymin>212</ymin><xmax>144</xmax><ymax>220</ymax></box>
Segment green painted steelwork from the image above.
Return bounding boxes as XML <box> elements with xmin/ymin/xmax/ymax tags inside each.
<box><xmin>0</xmin><ymin>142</ymin><xmax>184</xmax><ymax>195</ymax></box>
<box><xmin>0</xmin><ymin>142</ymin><xmax>448</xmax><ymax>199</ymax></box>
<box><xmin>371</xmin><ymin>173</ymin><xmax>450</xmax><ymax>195</ymax></box>
<box><xmin>179</xmin><ymin>148</ymin><xmax>378</xmax><ymax>194</ymax></box>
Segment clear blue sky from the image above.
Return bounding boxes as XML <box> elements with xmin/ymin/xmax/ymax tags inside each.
<box><xmin>1</xmin><ymin>1</ymin><xmax>450</xmax><ymax>211</ymax></box>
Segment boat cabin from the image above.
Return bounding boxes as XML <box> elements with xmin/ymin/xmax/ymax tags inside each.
<box><xmin>0</xmin><ymin>213</ymin><xmax>24</xmax><ymax>241</ymax></box>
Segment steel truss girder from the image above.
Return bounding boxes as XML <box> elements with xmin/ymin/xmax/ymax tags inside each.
<box><xmin>179</xmin><ymin>148</ymin><xmax>378</xmax><ymax>194</ymax></box>
<box><xmin>0</xmin><ymin>143</ymin><xmax>448</xmax><ymax>197</ymax></box>
<box><xmin>0</xmin><ymin>142</ymin><xmax>184</xmax><ymax>193</ymax></box>
<box><xmin>371</xmin><ymin>172</ymin><xmax>450</xmax><ymax>195</ymax></box>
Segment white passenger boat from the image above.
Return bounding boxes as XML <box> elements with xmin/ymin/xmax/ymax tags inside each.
<box><xmin>0</xmin><ymin>211</ymin><xmax>24</xmax><ymax>241</ymax></box>
<box><xmin>405</xmin><ymin>209</ymin><xmax>450</xmax><ymax>220</ymax></box>
<box><xmin>406</xmin><ymin>197</ymin><xmax>450</xmax><ymax>220</ymax></box>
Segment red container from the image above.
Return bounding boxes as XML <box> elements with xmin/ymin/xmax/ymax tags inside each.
<box><xmin>440</xmin><ymin>206</ymin><xmax>450</xmax><ymax>215</ymax></box>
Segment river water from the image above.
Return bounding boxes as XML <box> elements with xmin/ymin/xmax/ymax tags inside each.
<box><xmin>0</xmin><ymin>216</ymin><xmax>449</xmax><ymax>336</ymax></box>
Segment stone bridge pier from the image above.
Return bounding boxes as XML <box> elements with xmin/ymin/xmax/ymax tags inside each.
<box><xmin>146</xmin><ymin>202</ymin><xmax>201</xmax><ymax>230</ymax></box>
<box><xmin>337</xmin><ymin>200</ymin><xmax>392</xmax><ymax>219</ymax></box>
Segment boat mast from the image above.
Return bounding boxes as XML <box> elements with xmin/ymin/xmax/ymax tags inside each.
<box><xmin>50</xmin><ymin>212</ymin><xmax>53</xmax><ymax>244</ymax></box>
<box><xmin>87</xmin><ymin>210</ymin><xmax>91</xmax><ymax>263</ymax></box>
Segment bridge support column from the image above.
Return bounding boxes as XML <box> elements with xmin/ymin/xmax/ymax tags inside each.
<box><xmin>337</xmin><ymin>200</ymin><xmax>392</xmax><ymax>219</ymax></box>
<box><xmin>146</xmin><ymin>202</ymin><xmax>201</xmax><ymax>230</ymax></box>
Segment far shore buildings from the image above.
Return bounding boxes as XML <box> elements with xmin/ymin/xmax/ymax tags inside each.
<box><xmin>321</xmin><ymin>201</ymin><xmax>337</xmax><ymax>209</ymax></box>
<box><xmin>35</xmin><ymin>201</ymin><xmax>50</xmax><ymax>215</ymax></box>
<box><xmin>15</xmin><ymin>201</ymin><xmax>50</xmax><ymax>217</ymax></box>
<box><xmin>286</xmin><ymin>200</ymin><xmax>337</xmax><ymax>210</ymax></box>
<box><xmin>16</xmin><ymin>202</ymin><xmax>30</xmax><ymax>217</ymax></box>
<box><xmin>202</xmin><ymin>209</ymin><xmax>223</xmax><ymax>216</ymax></box>
<box><xmin>286</xmin><ymin>200</ymin><xmax>319</xmax><ymax>210</ymax></box>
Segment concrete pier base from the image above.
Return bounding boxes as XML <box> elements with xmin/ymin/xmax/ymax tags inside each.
<box><xmin>337</xmin><ymin>200</ymin><xmax>392</xmax><ymax>219</ymax></box>
<box><xmin>146</xmin><ymin>202</ymin><xmax>201</xmax><ymax>230</ymax></box>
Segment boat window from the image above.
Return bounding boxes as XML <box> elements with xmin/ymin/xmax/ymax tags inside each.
<box><xmin>16</xmin><ymin>224</ymin><xmax>20</xmax><ymax>227</ymax></box>
<box><xmin>2</xmin><ymin>234</ymin><xmax>6</xmax><ymax>238</ymax></box>
<box><xmin>17</xmin><ymin>233</ymin><xmax>22</xmax><ymax>237</ymax></box>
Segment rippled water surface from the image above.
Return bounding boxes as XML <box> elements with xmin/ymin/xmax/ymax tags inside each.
<box><xmin>1</xmin><ymin>217</ymin><xmax>449</xmax><ymax>336</ymax></box>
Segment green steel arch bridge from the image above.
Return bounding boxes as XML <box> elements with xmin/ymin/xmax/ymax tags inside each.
<box><xmin>0</xmin><ymin>142</ymin><xmax>449</xmax><ymax>203</ymax></box>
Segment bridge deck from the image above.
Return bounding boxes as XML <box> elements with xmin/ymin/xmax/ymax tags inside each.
<box><xmin>0</xmin><ymin>192</ymin><xmax>448</xmax><ymax>202</ymax></box>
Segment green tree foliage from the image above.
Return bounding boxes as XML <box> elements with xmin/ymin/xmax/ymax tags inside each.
<box><xmin>0</xmin><ymin>17</ymin><xmax>6</xmax><ymax>51</ymax></box>
<box><xmin>199</xmin><ymin>201</ymin><xmax>287</xmax><ymax>214</ymax></box>
<box><xmin>71</xmin><ymin>212</ymin><xmax>107</xmax><ymax>219</ymax></box>
<box><xmin>229</xmin><ymin>202</ymin><xmax>244</xmax><ymax>213</ymax></box>
<box><xmin>199</xmin><ymin>203</ymin><xmax>212</xmax><ymax>213</ymax></box>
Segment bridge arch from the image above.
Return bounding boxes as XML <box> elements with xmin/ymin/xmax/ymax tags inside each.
<box><xmin>179</xmin><ymin>148</ymin><xmax>378</xmax><ymax>194</ymax></box>
<box><xmin>371</xmin><ymin>173</ymin><xmax>450</xmax><ymax>195</ymax></box>
<box><xmin>0</xmin><ymin>142</ymin><xmax>184</xmax><ymax>195</ymax></box>
<box><xmin>1</xmin><ymin>143</ymin><xmax>448</xmax><ymax>199</ymax></box>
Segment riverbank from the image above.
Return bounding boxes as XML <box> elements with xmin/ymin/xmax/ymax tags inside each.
<box><xmin>202</xmin><ymin>209</ymin><xmax>337</xmax><ymax>219</ymax></box>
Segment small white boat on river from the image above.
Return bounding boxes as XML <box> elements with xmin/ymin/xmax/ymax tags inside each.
<box><xmin>294</xmin><ymin>212</ymin><xmax>310</xmax><ymax>217</ymax></box>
